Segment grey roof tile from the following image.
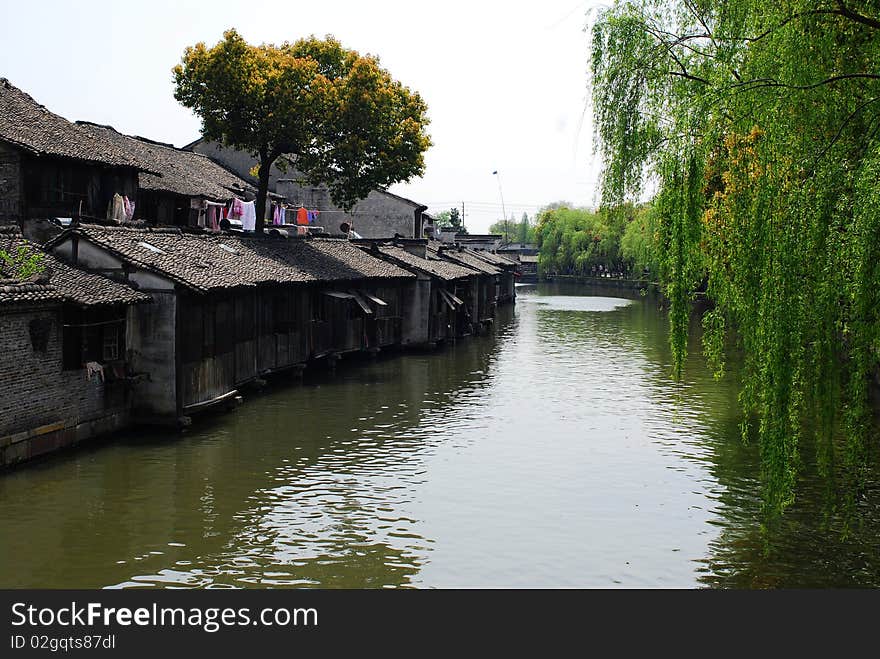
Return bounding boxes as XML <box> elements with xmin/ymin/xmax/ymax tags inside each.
<box><xmin>58</xmin><ymin>225</ymin><xmax>414</xmax><ymax>293</ymax></box>
<box><xmin>0</xmin><ymin>78</ymin><xmax>145</xmax><ymax>169</ymax></box>
<box><xmin>76</xmin><ymin>123</ymin><xmax>256</xmax><ymax>201</ymax></box>
<box><xmin>0</xmin><ymin>227</ymin><xmax>149</xmax><ymax>307</ymax></box>
<box><xmin>427</xmin><ymin>243</ymin><xmax>501</xmax><ymax>275</ymax></box>
<box><xmin>370</xmin><ymin>245</ymin><xmax>479</xmax><ymax>281</ymax></box>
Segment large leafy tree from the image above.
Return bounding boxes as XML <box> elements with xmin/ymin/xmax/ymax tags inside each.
<box><xmin>173</xmin><ymin>29</ymin><xmax>432</xmax><ymax>233</ymax></box>
<box><xmin>591</xmin><ymin>1</ymin><xmax>880</xmax><ymax>514</ymax></box>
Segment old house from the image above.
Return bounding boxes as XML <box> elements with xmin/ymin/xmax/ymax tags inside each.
<box><xmin>517</xmin><ymin>254</ymin><xmax>539</xmax><ymax>282</ymax></box>
<box><xmin>429</xmin><ymin>243</ymin><xmax>502</xmax><ymax>332</ymax></box>
<box><xmin>0</xmin><ymin>79</ymin><xmax>145</xmax><ymax>236</ymax></box>
<box><xmin>75</xmin><ymin>123</ymin><xmax>256</xmax><ymax>228</ymax></box>
<box><xmin>437</xmin><ymin>231</ymin><xmax>503</xmax><ymax>251</ymax></box>
<box><xmin>497</xmin><ymin>242</ymin><xmax>539</xmax><ymax>282</ymax></box>
<box><xmin>46</xmin><ymin>225</ymin><xmax>414</xmax><ymax>424</ymax></box>
<box><xmin>186</xmin><ymin>138</ymin><xmax>430</xmax><ymax>238</ymax></box>
<box><xmin>354</xmin><ymin>239</ymin><xmax>480</xmax><ymax>345</ymax></box>
<box><xmin>466</xmin><ymin>249</ymin><xmax>518</xmax><ymax>304</ymax></box>
<box><xmin>0</xmin><ymin>227</ymin><xmax>149</xmax><ymax>468</ymax></box>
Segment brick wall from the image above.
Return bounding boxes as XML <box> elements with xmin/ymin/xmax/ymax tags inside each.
<box><xmin>0</xmin><ymin>304</ymin><xmax>130</xmax><ymax>466</ymax></box>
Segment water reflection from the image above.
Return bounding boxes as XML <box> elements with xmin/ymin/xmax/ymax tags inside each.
<box><xmin>0</xmin><ymin>282</ymin><xmax>878</xmax><ymax>588</ymax></box>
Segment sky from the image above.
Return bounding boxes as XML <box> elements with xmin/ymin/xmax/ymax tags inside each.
<box><xmin>0</xmin><ymin>0</ymin><xmax>606</xmax><ymax>234</ymax></box>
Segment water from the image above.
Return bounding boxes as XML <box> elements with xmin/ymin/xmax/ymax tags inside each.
<box><xmin>2</xmin><ymin>282</ymin><xmax>879</xmax><ymax>588</ymax></box>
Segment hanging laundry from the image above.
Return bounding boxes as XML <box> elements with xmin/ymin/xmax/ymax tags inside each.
<box><xmin>106</xmin><ymin>193</ymin><xmax>126</xmax><ymax>222</ymax></box>
<box><xmin>273</xmin><ymin>204</ymin><xmax>284</xmax><ymax>226</ymax></box>
<box><xmin>228</xmin><ymin>197</ymin><xmax>245</xmax><ymax>219</ymax></box>
<box><xmin>123</xmin><ymin>196</ymin><xmax>135</xmax><ymax>221</ymax></box>
<box><xmin>207</xmin><ymin>201</ymin><xmax>225</xmax><ymax>232</ymax></box>
<box><xmin>85</xmin><ymin>361</ymin><xmax>105</xmax><ymax>383</ymax></box>
<box><xmin>190</xmin><ymin>198</ymin><xmax>206</xmax><ymax>227</ymax></box>
<box><xmin>307</xmin><ymin>210</ymin><xmax>320</xmax><ymax>224</ymax></box>
<box><xmin>296</xmin><ymin>206</ymin><xmax>309</xmax><ymax>225</ymax></box>
<box><xmin>241</xmin><ymin>200</ymin><xmax>257</xmax><ymax>231</ymax></box>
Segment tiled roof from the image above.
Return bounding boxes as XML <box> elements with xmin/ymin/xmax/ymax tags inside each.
<box><xmin>0</xmin><ymin>279</ymin><xmax>64</xmax><ymax>306</ymax></box>
<box><xmin>469</xmin><ymin>250</ymin><xmax>517</xmax><ymax>268</ymax></box>
<box><xmin>77</xmin><ymin>123</ymin><xmax>255</xmax><ymax>201</ymax></box>
<box><xmin>0</xmin><ymin>78</ymin><xmax>144</xmax><ymax>169</ymax></box>
<box><xmin>428</xmin><ymin>243</ymin><xmax>501</xmax><ymax>275</ymax></box>
<box><xmin>302</xmin><ymin>239</ymin><xmax>415</xmax><ymax>281</ymax></box>
<box><xmin>371</xmin><ymin>245</ymin><xmax>478</xmax><ymax>281</ymax></box>
<box><xmin>54</xmin><ymin>225</ymin><xmax>414</xmax><ymax>293</ymax></box>
<box><xmin>0</xmin><ymin>227</ymin><xmax>149</xmax><ymax>307</ymax></box>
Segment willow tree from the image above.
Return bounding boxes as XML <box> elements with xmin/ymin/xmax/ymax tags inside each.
<box><xmin>173</xmin><ymin>29</ymin><xmax>431</xmax><ymax>233</ymax></box>
<box><xmin>591</xmin><ymin>1</ymin><xmax>880</xmax><ymax>514</ymax></box>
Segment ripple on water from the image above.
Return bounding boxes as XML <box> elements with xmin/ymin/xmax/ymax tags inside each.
<box><xmin>2</xmin><ymin>285</ymin><xmax>879</xmax><ymax>588</ymax></box>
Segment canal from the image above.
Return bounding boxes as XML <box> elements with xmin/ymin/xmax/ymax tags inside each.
<box><xmin>1</xmin><ymin>282</ymin><xmax>879</xmax><ymax>588</ymax></box>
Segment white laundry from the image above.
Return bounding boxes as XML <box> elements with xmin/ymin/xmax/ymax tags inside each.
<box><xmin>85</xmin><ymin>361</ymin><xmax>104</xmax><ymax>382</ymax></box>
<box><xmin>241</xmin><ymin>201</ymin><xmax>257</xmax><ymax>231</ymax></box>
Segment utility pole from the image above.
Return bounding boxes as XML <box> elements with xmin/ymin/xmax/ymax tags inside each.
<box><xmin>492</xmin><ymin>170</ymin><xmax>508</xmax><ymax>244</ymax></box>
<box><xmin>461</xmin><ymin>201</ymin><xmax>465</xmax><ymax>233</ymax></box>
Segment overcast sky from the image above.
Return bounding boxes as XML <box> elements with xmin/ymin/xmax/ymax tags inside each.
<box><xmin>1</xmin><ymin>0</ymin><xmax>605</xmax><ymax>233</ymax></box>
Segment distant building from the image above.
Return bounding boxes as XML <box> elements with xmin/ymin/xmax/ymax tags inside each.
<box><xmin>496</xmin><ymin>243</ymin><xmax>539</xmax><ymax>282</ymax></box>
<box><xmin>185</xmin><ymin>138</ymin><xmax>429</xmax><ymax>239</ymax></box>
<box><xmin>437</xmin><ymin>230</ymin><xmax>503</xmax><ymax>252</ymax></box>
<box><xmin>497</xmin><ymin>242</ymin><xmax>538</xmax><ymax>257</ymax></box>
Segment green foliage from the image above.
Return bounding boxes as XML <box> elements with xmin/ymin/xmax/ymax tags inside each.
<box><xmin>590</xmin><ymin>0</ymin><xmax>880</xmax><ymax>514</ymax></box>
<box><xmin>516</xmin><ymin>212</ymin><xmax>534</xmax><ymax>244</ymax></box>
<box><xmin>435</xmin><ymin>207</ymin><xmax>466</xmax><ymax>233</ymax></box>
<box><xmin>488</xmin><ymin>214</ymin><xmax>528</xmax><ymax>243</ymax></box>
<box><xmin>173</xmin><ymin>29</ymin><xmax>432</xmax><ymax>231</ymax></box>
<box><xmin>0</xmin><ymin>246</ymin><xmax>44</xmax><ymax>280</ymax></box>
<box><xmin>620</xmin><ymin>203</ymin><xmax>661</xmax><ymax>279</ymax></box>
<box><xmin>533</xmin><ymin>205</ymin><xmax>628</xmax><ymax>275</ymax></box>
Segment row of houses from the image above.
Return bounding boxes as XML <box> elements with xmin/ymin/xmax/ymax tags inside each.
<box><xmin>0</xmin><ymin>78</ymin><xmax>518</xmax><ymax>468</ymax></box>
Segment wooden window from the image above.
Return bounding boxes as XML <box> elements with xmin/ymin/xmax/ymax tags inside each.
<box><xmin>61</xmin><ymin>308</ymin><xmax>125</xmax><ymax>370</ymax></box>
<box><xmin>102</xmin><ymin>329</ymin><xmax>119</xmax><ymax>361</ymax></box>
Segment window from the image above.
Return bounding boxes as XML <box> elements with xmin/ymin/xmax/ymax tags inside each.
<box><xmin>102</xmin><ymin>330</ymin><xmax>119</xmax><ymax>361</ymax></box>
<box><xmin>61</xmin><ymin>308</ymin><xmax>125</xmax><ymax>370</ymax></box>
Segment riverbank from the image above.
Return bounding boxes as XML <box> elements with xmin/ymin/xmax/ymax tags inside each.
<box><xmin>540</xmin><ymin>273</ymin><xmax>661</xmax><ymax>296</ymax></box>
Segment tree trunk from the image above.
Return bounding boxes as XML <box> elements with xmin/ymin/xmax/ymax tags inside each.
<box><xmin>255</xmin><ymin>153</ymin><xmax>274</xmax><ymax>235</ymax></box>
